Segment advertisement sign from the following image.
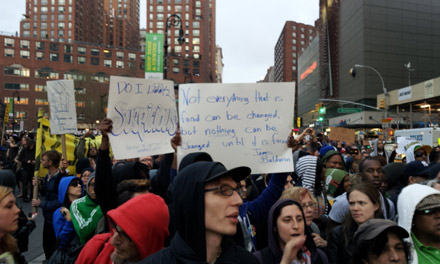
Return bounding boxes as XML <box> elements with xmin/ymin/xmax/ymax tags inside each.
<box><xmin>398</xmin><ymin>86</ymin><xmax>412</xmax><ymax>101</ymax></box>
<box><xmin>145</xmin><ymin>33</ymin><xmax>164</xmax><ymax>80</ymax></box>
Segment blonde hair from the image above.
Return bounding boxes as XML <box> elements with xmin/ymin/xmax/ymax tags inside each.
<box><xmin>281</xmin><ymin>186</ymin><xmax>317</xmax><ymax>204</ymax></box>
<box><xmin>0</xmin><ymin>186</ymin><xmax>18</xmax><ymax>255</ymax></box>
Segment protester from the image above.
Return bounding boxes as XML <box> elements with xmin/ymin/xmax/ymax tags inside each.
<box><xmin>4</xmin><ymin>135</ymin><xmax>19</xmax><ymax>171</ymax></box>
<box><xmin>321</xmin><ymin>150</ymin><xmax>346</xmax><ymax>170</ymax></box>
<box><xmin>327</xmin><ymin>183</ymin><xmax>383</xmax><ymax>264</ymax></box>
<box><xmin>75</xmin><ymin>130</ymin><xmax>98</xmax><ymax>169</ymax></box>
<box><xmin>324</xmin><ymin>168</ymin><xmax>349</xmax><ymax>205</ymax></box>
<box><xmin>353</xmin><ymin>219</ymin><xmax>411</xmax><ymax>264</ymax></box>
<box><xmin>71</xmin><ymin>173</ymin><xmax>103</xmax><ymax>245</ymax></box>
<box><xmin>382</xmin><ymin>162</ymin><xmax>406</xmax><ymax>207</ymax></box>
<box><xmin>76</xmin><ymin>193</ymin><xmax>169</xmax><ymax>264</ymax></box>
<box><xmin>139</xmin><ymin>161</ymin><xmax>258</xmax><ymax>263</ymax></box>
<box><xmin>139</xmin><ymin>156</ymin><xmax>154</xmax><ymax>170</ymax></box>
<box><xmin>32</xmin><ymin>150</ymin><xmax>65</xmax><ymax>260</ymax></box>
<box><xmin>398</xmin><ymin>184</ymin><xmax>440</xmax><ymax>263</ymax></box>
<box><xmin>254</xmin><ymin>199</ymin><xmax>328</xmax><ymax>263</ymax></box>
<box><xmin>0</xmin><ymin>186</ymin><xmax>21</xmax><ymax>263</ymax></box>
<box><xmin>79</xmin><ymin>168</ymin><xmax>94</xmax><ymax>187</ymax></box>
<box><xmin>16</xmin><ymin>139</ymin><xmax>35</xmax><ymax>202</ymax></box>
<box><xmin>403</xmin><ymin>160</ymin><xmax>431</xmax><ymax>185</ymax></box>
<box><xmin>405</xmin><ymin>142</ymin><xmax>431</xmax><ymax>163</ymax></box>
<box><xmin>280</xmin><ymin>187</ymin><xmax>327</xmax><ymax>248</ymax></box>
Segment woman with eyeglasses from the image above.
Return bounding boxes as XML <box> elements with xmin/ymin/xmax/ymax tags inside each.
<box><xmin>327</xmin><ymin>183</ymin><xmax>383</xmax><ymax>264</ymax></box>
<box><xmin>281</xmin><ymin>187</ymin><xmax>327</xmax><ymax>249</ymax></box>
<box><xmin>47</xmin><ymin>176</ymin><xmax>84</xmax><ymax>263</ymax></box>
<box><xmin>254</xmin><ymin>199</ymin><xmax>328</xmax><ymax>264</ymax></box>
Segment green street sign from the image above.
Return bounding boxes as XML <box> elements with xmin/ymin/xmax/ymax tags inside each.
<box><xmin>337</xmin><ymin>108</ymin><xmax>362</xmax><ymax>113</ymax></box>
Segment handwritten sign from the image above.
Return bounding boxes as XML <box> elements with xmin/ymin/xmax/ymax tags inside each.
<box><xmin>47</xmin><ymin>80</ymin><xmax>78</xmax><ymax>135</ymax></box>
<box><xmin>178</xmin><ymin>83</ymin><xmax>295</xmax><ymax>174</ymax></box>
<box><xmin>107</xmin><ymin>76</ymin><xmax>178</xmax><ymax>159</ymax></box>
<box><xmin>329</xmin><ymin>127</ymin><xmax>355</xmax><ymax>144</ymax></box>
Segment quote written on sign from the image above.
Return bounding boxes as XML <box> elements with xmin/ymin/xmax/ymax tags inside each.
<box><xmin>107</xmin><ymin>76</ymin><xmax>178</xmax><ymax>160</ymax></box>
<box><xmin>178</xmin><ymin>83</ymin><xmax>295</xmax><ymax>174</ymax></box>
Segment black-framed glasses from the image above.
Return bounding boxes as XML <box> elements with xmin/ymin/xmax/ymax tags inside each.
<box><xmin>416</xmin><ymin>207</ymin><xmax>440</xmax><ymax>215</ymax></box>
<box><xmin>204</xmin><ymin>184</ymin><xmax>243</xmax><ymax>197</ymax></box>
<box><xmin>109</xmin><ymin>218</ymin><xmax>132</xmax><ymax>241</ymax></box>
<box><xmin>69</xmin><ymin>179</ymin><xmax>81</xmax><ymax>187</ymax></box>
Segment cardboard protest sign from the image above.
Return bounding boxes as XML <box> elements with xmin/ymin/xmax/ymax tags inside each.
<box><xmin>178</xmin><ymin>83</ymin><xmax>295</xmax><ymax>174</ymax></box>
<box><xmin>329</xmin><ymin>127</ymin><xmax>355</xmax><ymax>144</ymax></box>
<box><xmin>107</xmin><ymin>76</ymin><xmax>178</xmax><ymax>159</ymax></box>
<box><xmin>46</xmin><ymin>80</ymin><xmax>78</xmax><ymax>134</ymax></box>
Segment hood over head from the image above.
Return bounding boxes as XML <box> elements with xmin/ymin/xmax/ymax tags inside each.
<box><xmin>112</xmin><ymin>161</ymin><xmax>149</xmax><ymax>186</ymax></box>
<box><xmin>267</xmin><ymin>199</ymin><xmax>317</xmax><ymax>262</ymax></box>
<box><xmin>383</xmin><ymin>162</ymin><xmax>405</xmax><ymax>187</ymax></box>
<box><xmin>296</xmin><ymin>155</ymin><xmax>324</xmax><ymax>196</ymax></box>
<box><xmin>172</xmin><ymin>161</ymin><xmax>249</xmax><ymax>260</ymax></box>
<box><xmin>321</xmin><ymin>150</ymin><xmax>346</xmax><ymax>170</ymax></box>
<box><xmin>58</xmin><ymin>176</ymin><xmax>84</xmax><ymax>205</ymax></box>
<box><xmin>397</xmin><ymin>184</ymin><xmax>440</xmax><ymax>234</ymax></box>
<box><xmin>108</xmin><ymin>193</ymin><xmax>169</xmax><ymax>259</ymax></box>
<box><xmin>178</xmin><ymin>152</ymin><xmax>213</xmax><ymax>171</ymax></box>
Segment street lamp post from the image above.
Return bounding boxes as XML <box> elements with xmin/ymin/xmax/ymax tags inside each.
<box><xmin>349</xmin><ymin>64</ymin><xmax>388</xmax><ymax>119</ymax></box>
<box><xmin>163</xmin><ymin>14</ymin><xmax>185</xmax><ymax>80</ymax></box>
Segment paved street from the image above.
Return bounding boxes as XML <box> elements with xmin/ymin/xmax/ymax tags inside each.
<box><xmin>15</xmin><ymin>189</ymin><xmax>45</xmax><ymax>264</ymax></box>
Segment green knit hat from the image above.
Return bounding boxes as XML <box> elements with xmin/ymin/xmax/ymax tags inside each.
<box><xmin>325</xmin><ymin>168</ymin><xmax>348</xmax><ymax>196</ymax></box>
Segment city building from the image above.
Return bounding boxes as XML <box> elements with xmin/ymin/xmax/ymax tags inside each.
<box><xmin>274</xmin><ymin>21</ymin><xmax>316</xmax><ymax>121</ymax></box>
<box><xmin>215</xmin><ymin>45</ymin><xmax>223</xmax><ymax>83</ymax></box>
<box><xmin>146</xmin><ymin>0</ymin><xmax>217</xmax><ymax>83</ymax></box>
<box><xmin>0</xmin><ymin>35</ymin><xmax>144</xmax><ymax>131</ymax></box>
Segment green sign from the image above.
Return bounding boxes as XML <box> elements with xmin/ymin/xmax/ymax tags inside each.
<box><xmin>337</xmin><ymin>108</ymin><xmax>362</xmax><ymax>113</ymax></box>
<box><xmin>145</xmin><ymin>33</ymin><xmax>164</xmax><ymax>79</ymax></box>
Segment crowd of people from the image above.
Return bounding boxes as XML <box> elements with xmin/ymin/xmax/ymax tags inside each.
<box><xmin>0</xmin><ymin>122</ymin><xmax>440</xmax><ymax>264</ymax></box>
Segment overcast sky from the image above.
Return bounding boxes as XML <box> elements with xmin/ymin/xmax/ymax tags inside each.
<box><xmin>0</xmin><ymin>0</ymin><xmax>319</xmax><ymax>83</ymax></box>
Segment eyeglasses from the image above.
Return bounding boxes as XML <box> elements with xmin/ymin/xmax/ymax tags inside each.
<box><xmin>416</xmin><ymin>207</ymin><xmax>440</xmax><ymax>215</ymax></box>
<box><xmin>301</xmin><ymin>202</ymin><xmax>317</xmax><ymax>209</ymax></box>
<box><xmin>109</xmin><ymin>218</ymin><xmax>132</xmax><ymax>241</ymax></box>
<box><xmin>415</xmin><ymin>151</ymin><xmax>427</xmax><ymax>157</ymax></box>
<box><xmin>69</xmin><ymin>180</ymin><xmax>81</xmax><ymax>187</ymax></box>
<box><xmin>204</xmin><ymin>184</ymin><xmax>243</xmax><ymax>197</ymax></box>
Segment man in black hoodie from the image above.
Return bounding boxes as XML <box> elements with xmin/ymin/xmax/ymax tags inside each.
<box><xmin>140</xmin><ymin>161</ymin><xmax>258</xmax><ymax>263</ymax></box>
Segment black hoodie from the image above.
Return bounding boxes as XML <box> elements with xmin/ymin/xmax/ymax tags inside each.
<box><xmin>140</xmin><ymin>161</ymin><xmax>258</xmax><ymax>264</ymax></box>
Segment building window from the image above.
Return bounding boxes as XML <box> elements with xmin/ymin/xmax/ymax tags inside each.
<box><xmin>58</xmin><ymin>14</ymin><xmax>65</xmax><ymax>20</ymax></box>
<box><xmin>128</xmin><ymin>53</ymin><xmax>136</xmax><ymax>60</ymax></box>
<box><xmin>157</xmin><ymin>21</ymin><xmax>164</xmax><ymax>29</ymax></box>
<box><xmin>192</xmin><ymin>21</ymin><xmax>200</xmax><ymax>29</ymax></box>
<box><xmin>193</xmin><ymin>29</ymin><xmax>200</xmax><ymax>36</ymax></box>
<box><xmin>195</xmin><ymin>1</ymin><xmax>201</xmax><ymax>7</ymax></box>
<box><xmin>35</xmin><ymin>85</ymin><xmax>47</xmax><ymax>92</ymax></box>
<box><xmin>103</xmin><ymin>50</ymin><xmax>112</xmax><ymax>57</ymax></box>
<box><xmin>116</xmin><ymin>51</ymin><xmax>124</xmax><ymax>59</ymax></box>
<box><xmin>75</xmin><ymin>87</ymin><xmax>86</xmax><ymax>94</ymax></box>
<box><xmin>116</xmin><ymin>61</ymin><xmax>124</xmax><ymax>68</ymax></box>
<box><xmin>4</xmin><ymin>38</ymin><xmax>14</xmax><ymax>47</ymax></box>
<box><xmin>41</xmin><ymin>14</ymin><xmax>47</xmax><ymax>21</ymax></box>
<box><xmin>36</xmin><ymin>51</ymin><xmax>44</xmax><ymax>60</ymax></box>
<box><xmin>193</xmin><ymin>61</ymin><xmax>200</xmax><ymax>68</ymax></box>
<box><xmin>23</xmin><ymin>31</ymin><xmax>30</xmax><ymax>37</ymax></box>
<box><xmin>64</xmin><ymin>45</ymin><xmax>72</xmax><ymax>53</ymax></box>
<box><xmin>23</xmin><ymin>22</ymin><xmax>30</xmax><ymax>29</ymax></box>
<box><xmin>35</xmin><ymin>98</ymin><xmax>49</xmax><ymax>105</ymax></box>
<box><xmin>40</xmin><ymin>30</ymin><xmax>48</xmax><ymax>39</ymax></box>
<box><xmin>173</xmin><ymin>67</ymin><xmax>180</xmax><ymax>73</ymax></box>
<box><xmin>78</xmin><ymin>46</ymin><xmax>86</xmax><ymax>54</ymax></box>
<box><xmin>193</xmin><ymin>68</ymin><xmax>200</xmax><ymax>76</ymax></box>
<box><xmin>157</xmin><ymin>5</ymin><xmax>164</xmax><ymax>12</ymax></box>
<box><xmin>41</xmin><ymin>6</ymin><xmax>48</xmax><ymax>13</ymax></box>
<box><xmin>4</xmin><ymin>48</ymin><xmax>14</xmax><ymax>57</ymax></box>
<box><xmin>76</xmin><ymin>101</ymin><xmax>85</xmax><ymax>107</ymax></box>
<box><xmin>64</xmin><ymin>72</ymin><xmax>84</xmax><ymax>81</ymax></box>
<box><xmin>50</xmin><ymin>53</ymin><xmax>59</xmax><ymax>61</ymax></box>
<box><xmin>20</xmin><ymin>50</ymin><xmax>30</xmax><ymax>59</ymax></box>
<box><xmin>58</xmin><ymin>22</ymin><xmax>65</xmax><ymax>29</ymax></box>
<box><xmin>292</xmin><ymin>39</ymin><xmax>296</xmax><ymax>44</ymax></box>
<box><xmin>104</xmin><ymin>59</ymin><xmax>112</xmax><ymax>67</ymax></box>
<box><xmin>63</xmin><ymin>54</ymin><xmax>72</xmax><ymax>63</ymax></box>
<box><xmin>157</xmin><ymin>13</ymin><xmax>164</xmax><ymax>20</ymax></box>
<box><xmin>192</xmin><ymin>38</ymin><xmax>200</xmax><ymax>45</ymax></box>
<box><xmin>91</xmin><ymin>48</ymin><xmax>99</xmax><ymax>56</ymax></box>
<box><xmin>4</xmin><ymin>66</ymin><xmax>30</xmax><ymax>77</ymax></box>
<box><xmin>50</xmin><ymin>43</ymin><xmax>59</xmax><ymax>51</ymax></box>
<box><xmin>91</xmin><ymin>57</ymin><xmax>99</xmax><ymax>65</ymax></box>
<box><xmin>35</xmin><ymin>69</ymin><xmax>59</xmax><ymax>79</ymax></box>
<box><xmin>78</xmin><ymin>56</ymin><xmax>86</xmax><ymax>64</ymax></box>
<box><xmin>128</xmin><ymin>62</ymin><xmax>136</xmax><ymax>69</ymax></box>
<box><xmin>4</xmin><ymin>83</ymin><xmax>30</xmax><ymax>91</ymax></box>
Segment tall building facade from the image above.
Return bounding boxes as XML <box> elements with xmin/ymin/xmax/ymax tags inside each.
<box><xmin>19</xmin><ymin>0</ymin><xmax>139</xmax><ymax>49</ymax></box>
<box><xmin>146</xmin><ymin>0</ymin><xmax>217</xmax><ymax>83</ymax></box>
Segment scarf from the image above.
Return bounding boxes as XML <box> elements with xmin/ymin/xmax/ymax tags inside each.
<box><xmin>70</xmin><ymin>195</ymin><xmax>103</xmax><ymax>244</ymax></box>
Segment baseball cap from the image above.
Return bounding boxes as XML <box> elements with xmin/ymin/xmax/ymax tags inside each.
<box><xmin>414</xmin><ymin>144</ymin><xmax>432</xmax><ymax>155</ymax></box>
<box><xmin>205</xmin><ymin>162</ymin><xmax>251</xmax><ymax>183</ymax></box>
<box><xmin>403</xmin><ymin>160</ymin><xmax>431</xmax><ymax>179</ymax></box>
<box><xmin>354</xmin><ymin>219</ymin><xmax>409</xmax><ymax>246</ymax></box>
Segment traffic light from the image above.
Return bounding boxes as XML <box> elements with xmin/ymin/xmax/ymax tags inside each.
<box><xmin>296</xmin><ymin>117</ymin><xmax>302</xmax><ymax>128</ymax></box>
<box><xmin>379</xmin><ymin>99</ymin><xmax>385</xmax><ymax>109</ymax></box>
<box><xmin>319</xmin><ymin>106</ymin><xmax>326</xmax><ymax>114</ymax></box>
<box><xmin>317</xmin><ymin>116</ymin><xmax>324</xmax><ymax>122</ymax></box>
<box><xmin>315</xmin><ymin>103</ymin><xmax>322</xmax><ymax>112</ymax></box>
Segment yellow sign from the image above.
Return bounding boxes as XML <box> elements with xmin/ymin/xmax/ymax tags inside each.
<box><xmin>3</xmin><ymin>103</ymin><xmax>10</xmax><ymax>125</ymax></box>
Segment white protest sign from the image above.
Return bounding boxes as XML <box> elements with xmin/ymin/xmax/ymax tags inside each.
<box><xmin>396</xmin><ymin>136</ymin><xmax>416</xmax><ymax>154</ymax></box>
<box><xmin>178</xmin><ymin>83</ymin><xmax>295</xmax><ymax>174</ymax></box>
<box><xmin>46</xmin><ymin>80</ymin><xmax>78</xmax><ymax>135</ymax></box>
<box><xmin>107</xmin><ymin>76</ymin><xmax>178</xmax><ymax>159</ymax></box>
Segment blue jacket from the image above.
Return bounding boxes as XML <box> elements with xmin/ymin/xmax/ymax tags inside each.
<box><xmin>238</xmin><ymin>173</ymin><xmax>288</xmax><ymax>251</ymax></box>
<box><xmin>52</xmin><ymin>176</ymin><xmax>84</xmax><ymax>248</ymax></box>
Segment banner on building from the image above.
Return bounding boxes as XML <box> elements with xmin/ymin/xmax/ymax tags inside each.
<box><xmin>178</xmin><ymin>82</ymin><xmax>295</xmax><ymax>174</ymax></box>
<box><xmin>47</xmin><ymin>80</ymin><xmax>78</xmax><ymax>134</ymax></box>
<box><xmin>145</xmin><ymin>33</ymin><xmax>164</xmax><ymax>80</ymax></box>
<box><xmin>107</xmin><ymin>76</ymin><xmax>178</xmax><ymax>160</ymax></box>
